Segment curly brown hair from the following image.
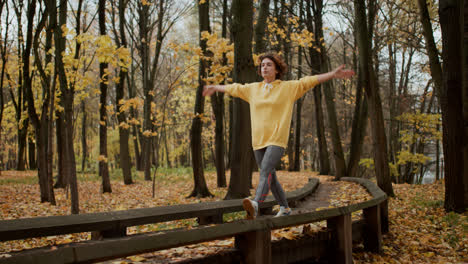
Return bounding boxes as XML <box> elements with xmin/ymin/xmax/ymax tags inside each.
<box><xmin>257</xmin><ymin>52</ymin><xmax>288</xmax><ymax>80</ymax></box>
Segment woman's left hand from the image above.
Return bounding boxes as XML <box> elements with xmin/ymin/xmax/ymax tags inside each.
<box><xmin>333</xmin><ymin>65</ymin><xmax>355</xmax><ymax>79</ymax></box>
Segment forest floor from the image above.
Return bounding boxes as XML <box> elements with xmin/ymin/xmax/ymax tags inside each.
<box><xmin>0</xmin><ymin>169</ymin><xmax>466</xmax><ymax>263</ymax></box>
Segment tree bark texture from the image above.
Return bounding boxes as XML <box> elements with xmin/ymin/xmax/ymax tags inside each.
<box><xmin>439</xmin><ymin>0</ymin><xmax>466</xmax><ymax>213</ymax></box>
<box><xmin>53</xmin><ymin>0</ymin><xmax>80</xmax><ymax>213</ymax></box>
<box><xmin>189</xmin><ymin>0</ymin><xmax>213</xmax><ymax>198</ymax></box>
<box><xmin>354</xmin><ymin>0</ymin><xmax>394</xmax><ymax>196</ymax></box>
<box><xmin>225</xmin><ymin>0</ymin><xmax>257</xmax><ymax>199</ymax></box>
<box><xmin>115</xmin><ymin>0</ymin><xmax>133</xmax><ymax>185</ymax></box>
<box><xmin>306</xmin><ymin>1</ymin><xmax>330</xmax><ymax>175</ymax></box>
<box><xmin>98</xmin><ymin>0</ymin><xmax>112</xmax><ymax>193</ymax></box>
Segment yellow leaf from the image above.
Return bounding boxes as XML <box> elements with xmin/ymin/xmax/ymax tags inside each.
<box><xmin>127</xmin><ymin>256</ymin><xmax>146</xmax><ymax>262</ymax></box>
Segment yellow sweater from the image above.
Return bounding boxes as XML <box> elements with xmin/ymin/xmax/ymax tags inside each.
<box><xmin>225</xmin><ymin>76</ymin><xmax>319</xmax><ymax>150</ymax></box>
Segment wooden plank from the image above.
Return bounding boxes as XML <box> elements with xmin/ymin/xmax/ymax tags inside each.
<box><xmin>327</xmin><ymin>213</ymin><xmax>353</xmax><ymax>264</ymax></box>
<box><xmin>1</xmin><ymin>208</ymin><xmax>374</xmax><ymax>264</ymax></box>
<box><xmin>235</xmin><ymin>228</ymin><xmax>271</xmax><ymax>264</ymax></box>
<box><xmin>0</xmin><ymin>179</ymin><xmax>319</xmax><ymax>242</ymax></box>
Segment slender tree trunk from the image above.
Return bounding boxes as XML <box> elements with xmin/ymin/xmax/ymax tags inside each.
<box><xmin>54</xmin><ymin>115</ymin><xmax>66</xmax><ymax>188</ymax></box>
<box><xmin>347</xmin><ymin>69</ymin><xmax>368</xmax><ymax>178</ymax></box>
<box><xmin>98</xmin><ymin>0</ymin><xmax>111</xmax><ymax>193</ymax></box>
<box><xmin>24</xmin><ymin>0</ymin><xmax>54</xmax><ymax>203</ymax></box>
<box><xmin>225</xmin><ymin>0</ymin><xmax>256</xmax><ymax>199</ymax></box>
<box><xmin>293</xmin><ymin>46</ymin><xmax>304</xmax><ymax>171</ymax></box>
<box><xmin>138</xmin><ymin>2</ymin><xmax>153</xmax><ymax>181</ymax></box>
<box><xmin>17</xmin><ymin>121</ymin><xmax>28</xmax><ymax>171</ymax></box>
<box><xmin>211</xmin><ymin>0</ymin><xmax>229</xmax><ymax>188</ymax></box>
<box><xmin>354</xmin><ymin>0</ymin><xmax>394</xmax><ymax>196</ymax></box>
<box><xmin>116</xmin><ymin>0</ymin><xmax>133</xmax><ymax>185</ymax></box>
<box><xmin>28</xmin><ymin>137</ymin><xmax>36</xmax><ymax>169</ymax></box>
<box><xmin>315</xmin><ymin>0</ymin><xmax>346</xmax><ymax>180</ymax></box>
<box><xmin>53</xmin><ymin>0</ymin><xmax>79</xmax><ymax>213</ymax></box>
<box><xmin>189</xmin><ymin>0</ymin><xmax>213</xmax><ymax>198</ymax></box>
<box><xmin>81</xmin><ymin>101</ymin><xmax>87</xmax><ymax>172</ymax></box>
<box><xmin>0</xmin><ymin>3</ymin><xmax>7</xmax><ymax>138</ymax></box>
<box><xmin>306</xmin><ymin>1</ymin><xmax>329</xmax><ymax>175</ymax></box>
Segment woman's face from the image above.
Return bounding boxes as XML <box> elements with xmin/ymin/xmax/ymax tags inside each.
<box><xmin>261</xmin><ymin>58</ymin><xmax>278</xmax><ymax>81</ymax></box>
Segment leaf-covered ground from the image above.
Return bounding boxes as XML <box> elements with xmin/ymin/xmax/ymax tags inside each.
<box><xmin>0</xmin><ymin>170</ymin><xmax>466</xmax><ymax>263</ymax></box>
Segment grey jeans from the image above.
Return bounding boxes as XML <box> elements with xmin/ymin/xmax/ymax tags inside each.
<box><xmin>253</xmin><ymin>145</ymin><xmax>288</xmax><ymax>207</ymax></box>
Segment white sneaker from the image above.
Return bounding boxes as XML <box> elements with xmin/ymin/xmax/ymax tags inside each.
<box><xmin>242</xmin><ymin>198</ymin><xmax>258</xmax><ymax>219</ymax></box>
<box><xmin>275</xmin><ymin>206</ymin><xmax>292</xmax><ymax>217</ymax></box>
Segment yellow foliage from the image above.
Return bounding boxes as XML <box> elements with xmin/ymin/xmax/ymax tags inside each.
<box><xmin>97</xmin><ymin>155</ymin><xmax>108</xmax><ymax>163</ymax></box>
<box><xmin>142</xmin><ymin>130</ymin><xmax>153</xmax><ymax>137</ymax></box>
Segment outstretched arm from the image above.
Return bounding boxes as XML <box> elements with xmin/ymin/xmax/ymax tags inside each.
<box><xmin>316</xmin><ymin>64</ymin><xmax>355</xmax><ymax>84</ymax></box>
<box><xmin>203</xmin><ymin>84</ymin><xmax>226</xmax><ymax>97</ymax></box>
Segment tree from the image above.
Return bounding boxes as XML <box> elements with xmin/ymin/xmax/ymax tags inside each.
<box><xmin>354</xmin><ymin>0</ymin><xmax>394</xmax><ymax>196</ymax></box>
<box><xmin>225</xmin><ymin>0</ymin><xmax>257</xmax><ymax>199</ymax></box>
<box><xmin>305</xmin><ymin>0</ymin><xmax>330</xmax><ymax>175</ymax></box>
<box><xmin>50</xmin><ymin>0</ymin><xmax>80</xmax><ymax>213</ymax></box>
<box><xmin>11</xmin><ymin>2</ymin><xmax>29</xmax><ymax>171</ymax></box>
<box><xmin>23</xmin><ymin>0</ymin><xmax>56</xmax><ymax>204</ymax></box>
<box><xmin>314</xmin><ymin>0</ymin><xmax>347</xmax><ymax>179</ymax></box>
<box><xmin>189</xmin><ymin>0</ymin><xmax>213</xmax><ymax>198</ymax></box>
<box><xmin>98</xmin><ymin>0</ymin><xmax>112</xmax><ymax>193</ymax></box>
<box><xmin>438</xmin><ymin>0</ymin><xmax>466</xmax><ymax>212</ymax></box>
<box><xmin>463</xmin><ymin>0</ymin><xmax>468</xmax><ymax>209</ymax></box>
<box><xmin>0</xmin><ymin>1</ymin><xmax>9</xmax><ymax>157</ymax></box>
<box><xmin>111</xmin><ymin>0</ymin><xmax>133</xmax><ymax>185</ymax></box>
<box><xmin>209</xmin><ymin>0</ymin><xmax>230</xmax><ymax>188</ymax></box>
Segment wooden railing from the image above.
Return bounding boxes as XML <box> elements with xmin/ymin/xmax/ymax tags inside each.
<box><xmin>0</xmin><ymin>177</ymin><xmax>388</xmax><ymax>264</ymax></box>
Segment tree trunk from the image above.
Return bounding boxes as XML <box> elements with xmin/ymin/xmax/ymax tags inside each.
<box><xmin>127</xmin><ymin>63</ymin><xmax>142</xmax><ymax>171</ymax></box>
<box><xmin>254</xmin><ymin>0</ymin><xmax>270</xmax><ymax>55</ymax></box>
<box><xmin>306</xmin><ymin>1</ymin><xmax>330</xmax><ymax>175</ymax></box>
<box><xmin>17</xmin><ymin>121</ymin><xmax>28</xmax><ymax>171</ymax></box>
<box><xmin>53</xmin><ymin>0</ymin><xmax>79</xmax><ymax>213</ymax></box>
<box><xmin>313</xmin><ymin>0</ymin><xmax>346</xmax><ymax>179</ymax></box>
<box><xmin>225</xmin><ymin>0</ymin><xmax>256</xmax><ymax>199</ymax></box>
<box><xmin>54</xmin><ymin>115</ymin><xmax>67</xmax><ymax>188</ymax></box>
<box><xmin>439</xmin><ymin>0</ymin><xmax>466</xmax><ymax>213</ymax></box>
<box><xmin>81</xmin><ymin>101</ymin><xmax>87</xmax><ymax>172</ymax></box>
<box><xmin>210</xmin><ymin>0</ymin><xmax>229</xmax><ymax>188</ymax></box>
<box><xmin>138</xmin><ymin>2</ymin><xmax>153</xmax><ymax>181</ymax></box>
<box><xmin>189</xmin><ymin>0</ymin><xmax>213</xmax><ymax>198</ymax></box>
<box><xmin>115</xmin><ymin>0</ymin><xmax>133</xmax><ymax>185</ymax></box>
<box><xmin>463</xmin><ymin>0</ymin><xmax>468</xmax><ymax>209</ymax></box>
<box><xmin>0</xmin><ymin>3</ymin><xmax>7</xmax><ymax>139</ymax></box>
<box><xmin>28</xmin><ymin>137</ymin><xmax>36</xmax><ymax>170</ymax></box>
<box><xmin>24</xmin><ymin>0</ymin><xmax>55</xmax><ymax>204</ymax></box>
<box><xmin>293</xmin><ymin>46</ymin><xmax>304</xmax><ymax>171</ymax></box>
<box><xmin>354</xmin><ymin>0</ymin><xmax>394</xmax><ymax>196</ymax></box>
<box><xmin>98</xmin><ymin>0</ymin><xmax>112</xmax><ymax>193</ymax></box>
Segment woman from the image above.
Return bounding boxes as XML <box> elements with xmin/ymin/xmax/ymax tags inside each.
<box><xmin>203</xmin><ymin>52</ymin><xmax>354</xmax><ymax>219</ymax></box>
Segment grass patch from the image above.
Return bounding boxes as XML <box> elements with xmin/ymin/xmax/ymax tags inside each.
<box><xmin>411</xmin><ymin>191</ymin><xmax>443</xmax><ymax>208</ymax></box>
<box><xmin>223</xmin><ymin>211</ymin><xmax>246</xmax><ymax>222</ymax></box>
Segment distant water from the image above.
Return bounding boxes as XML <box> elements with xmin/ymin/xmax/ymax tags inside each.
<box><xmin>422</xmin><ymin>171</ymin><xmax>436</xmax><ymax>184</ymax></box>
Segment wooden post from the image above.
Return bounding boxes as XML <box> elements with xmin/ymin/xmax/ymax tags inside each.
<box><xmin>235</xmin><ymin>228</ymin><xmax>271</xmax><ymax>264</ymax></box>
<box><xmin>363</xmin><ymin>205</ymin><xmax>382</xmax><ymax>253</ymax></box>
<box><xmin>327</xmin><ymin>213</ymin><xmax>352</xmax><ymax>264</ymax></box>
<box><xmin>380</xmin><ymin>200</ymin><xmax>389</xmax><ymax>234</ymax></box>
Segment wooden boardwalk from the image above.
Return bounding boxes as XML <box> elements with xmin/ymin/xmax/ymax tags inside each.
<box><xmin>0</xmin><ymin>177</ymin><xmax>388</xmax><ymax>264</ymax></box>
